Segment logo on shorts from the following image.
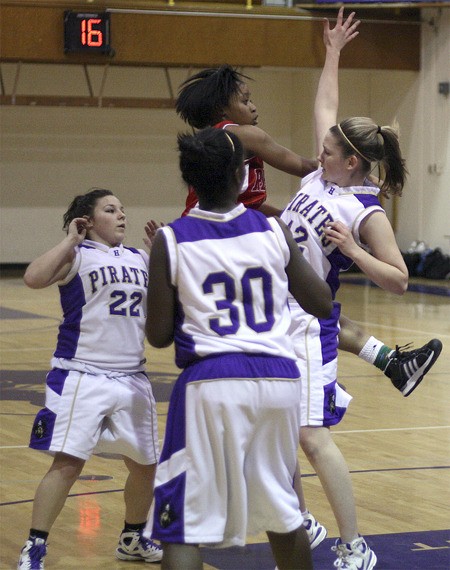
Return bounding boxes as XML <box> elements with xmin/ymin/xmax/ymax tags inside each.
<box><xmin>33</xmin><ymin>418</ymin><xmax>47</xmax><ymax>439</ymax></box>
<box><xmin>328</xmin><ymin>392</ymin><xmax>336</xmax><ymax>414</ymax></box>
<box><xmin>159</xmin><ymin>502</ymin><xmax>175</xmax><ymax>528</ymax></box>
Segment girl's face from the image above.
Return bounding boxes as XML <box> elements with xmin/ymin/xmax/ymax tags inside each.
<box><xmin>86</xmin><ymin>195</ymin><xmax>126</xmax><ymax>247</ymax></box>
<box><xmin>222</xmin><ymin>82</ymin><xmax>258</xmax><ymax>126</ymax></box>
<box><xmin>318</xmin><ymin>131</ymin><xmax>352</xmax><ymax>186</ymax></box>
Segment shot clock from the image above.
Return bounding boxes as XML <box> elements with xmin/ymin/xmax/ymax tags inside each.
<box><xmin>64</xmin><ymin>11</ymin><xmax>113</xmax><ymax>55</ymax></box>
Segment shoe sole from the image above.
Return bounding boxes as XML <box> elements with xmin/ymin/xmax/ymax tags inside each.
<box><xmin>403</xmin><ymin>339</ymin><xmax>443</xmax><ymax>396</ymax></box>
<box><xmin>116</xmin><ymin>550</ymin><xmax>163</xmax><ymax>563</ymax></box>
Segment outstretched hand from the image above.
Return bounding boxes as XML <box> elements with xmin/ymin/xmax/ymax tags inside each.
<box><xmin>324</xmin><ymin>7</ymin><xmax>360</xmax><ymax>52</ymax></box>
<box><xmin>144</xmin><ymin>219</ymin><xmax>165</xmax><ymax>251</ymax></box>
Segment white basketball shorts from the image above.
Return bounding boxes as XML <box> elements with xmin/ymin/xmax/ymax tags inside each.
<box><xmin>29</xmin><ymin>367</ymin><xmax>159</xmax><ymax>465</ymax></box>
<box><xmin>288</xmin><ymin>300</ymin><xmax>352</xmax><ymax>427</ymax></box>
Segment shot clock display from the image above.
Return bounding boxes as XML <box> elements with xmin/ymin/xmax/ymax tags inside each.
<box><xmin>64</xmin><ymin>11</ymin><xmax>112</xmax><ymax>55</ymax></box>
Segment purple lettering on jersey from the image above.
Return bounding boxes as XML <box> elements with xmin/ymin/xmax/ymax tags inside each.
<box><xmin>129</xmin><ymin>267</ymin><xmax>141</xmax><ymax>285</ymax></box>
<box><xmin>107</xmin><ymin>265</ymin><xmax>119</xmax><ymax>283</ymax></box>
<box><xmin>286</xmin><ymin>192</ymin><xmax>309</xmax><ymax>213</ymax></box>
<box><xmin>315</xmin><ymin>213</ymin><xmax>333</xmax><ymax>237</ymax></box>
<box><xmin>297</xmin><ymin>199</ymin><xmax>318</xmax><ymax>218</ymax></box>
<box><xmin>122</xmin><ymin>266</ymin><xmax>132</xmax><ymax>283</ymax></box>
<box><xmin>100</xmin><ymin>266</ymin><xmax>108</xmax><ymax>286</ymax></box>
<box><xmin>308</xmin><ymin>204</ymin><xmax>328</xmax><ymax>225</ymax></box>
<box><xmin>89</xmin><ymin>270</ymin><xmax>99</xmax><ymax>293</ymax></box>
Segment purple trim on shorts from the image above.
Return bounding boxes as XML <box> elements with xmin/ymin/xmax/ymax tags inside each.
<box><xmin>323</xmin><ymin>380</ymin><xmax>349</xmax><ymax>426</ymax></box>
<box><xmin>160</xmin><ymin>353</ymin><xmax>299</xmax><ymax>464</ymax></box>
<box><xmin>54</xmin><ymin>274</ymin><xmax>85</xmax><ymax>359</ymax></box>
<box><xmin>159</xmin><ymin>372</ymin><xmax>187</xmax><ymax>462</ymax></box>
<box><xmin>29</xmin><ymin>408</ymin><xmax>56</xmax><ymax>450</ymax></box>
<box><xmin>152</xmin><ymin>472</ymin><xmax>186</xmax><ymax>543</ymax></box>
<box><xmin>46</xmin><ymin>368</ymin><xmax>69</xmax><ymax>396</ymax></box>
<box><xmin>180</xmin><ymin>353</ymin><xmax>300</xmax><ymax>382</ymax></box>
<box><xmin>170</xmin><ymin>208</ymin><xmax>271</xmax><ymax>243</ymax></box>
<box><xmin>318</xmin><ymin>302</ymin><xmax>340</xmax><ymax>365</ymax></box>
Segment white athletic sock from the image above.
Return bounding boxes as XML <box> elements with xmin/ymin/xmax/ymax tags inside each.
<box><xmin>358</xmin><ymin>336</ymin><xmax>388</xmax><ymax>364</ymax></box>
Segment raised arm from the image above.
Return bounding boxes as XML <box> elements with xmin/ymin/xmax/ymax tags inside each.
<box><xmin>23</xmin><ymin>218</ymin><xmax>87</xmax><ymax>289</ymax></box>
<box><xmin>314</xmin><ymin>7</ymin><xmax>360</xmax><ymax>154</ymax></box>
<box><xmin>226</xmin><ymin>123</ymin><xmax>318</xmax><ymax>178</ymax></box>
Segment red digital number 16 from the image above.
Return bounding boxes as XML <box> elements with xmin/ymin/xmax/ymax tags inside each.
<box><xmin>81</xmin><ymin>19</ymin><xmax>103</xmax><ymax>47</ymax></box>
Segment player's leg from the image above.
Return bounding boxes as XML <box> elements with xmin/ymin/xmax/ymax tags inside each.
<box><xmin>31</xmin><ymin>452</ymin><xmax>85</xmax><ymax>531</ymax></box>
<box><xmin>293</xmin><ymin>461</ymin><xmax>328</xmax><ymax>550</ymax></box>
<box><xmin>267</xmin><ymin>525</ymin><xmax>313</xmax><ymax>570</ymax></box>
<box><xmin>115</xmin><ymin>447</ymin><xmax>162</xmax><ymax>563</ymax></box>
<box><xmin>301</xmin><ymin>427</ymin><xmax>357</xmax><ymax>542</ymax></box>
<box><xmin>161</xmin><ymin>543</ymin><xmax>203</xmax><ymax>569</ymax></box>
<box><xmin>300</xmin><ymin>426</ymin><xmax>376</xmax><ymax>570</ymax></box>
<box><xmin>122</xmin><ymin>457</ymin><xmax>156</xmax><ymax>524</ymax></box>
<box><xmin>339</xmin><ymin>314</ymin><xmax>443</xmax><ymax>396</ymax></box>
<box><xmin>18</xmin><ymin>453</ymin><xmax>85</xmax><ymax>570</ymax></box>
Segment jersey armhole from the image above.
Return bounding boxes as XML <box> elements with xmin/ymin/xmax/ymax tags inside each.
<box><xmin>267</xmin><ymin>217</ymin><xmax>290</xmax><ymax>266</ymax></box>
<box><xmin>58</xmin><ymin>248</ymin><xmax>81</xmax><ymax>286</ymax></box>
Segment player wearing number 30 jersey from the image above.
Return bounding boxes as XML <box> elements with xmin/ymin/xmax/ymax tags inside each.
<box><xmin>146</xmin><ymin>128</ymin><xmax>332</xmax><ymax>569</ymax></box>
<box><xmin>163</xmin><ymin>206</ymin><xmax>296</xmax><ymax>369</ymax></box>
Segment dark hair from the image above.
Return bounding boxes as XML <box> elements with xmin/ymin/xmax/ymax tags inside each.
<box><xmin>62</xmin><ymin>188</ymin><xmax>113</xmax><ymax>231</ymax></box>
<box><xmin>331</xmin><ymin>117</ymin><xmax>408</xmax><ymax>197</ymax></box>
<box><xmin>176</xmin><ymin>65</ymin><xmax>251</xmax><ymax>129</ymax></box>
<box><xmin>178</xmin><ymin>128</ymin><xmax>244</xmax><ymax>205</ymax></box>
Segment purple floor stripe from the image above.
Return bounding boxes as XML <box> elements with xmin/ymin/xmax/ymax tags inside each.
<box><xmin>202</xmin><ymin>530</ymin><xmax>450</xmax><ymax>569</ymax></box>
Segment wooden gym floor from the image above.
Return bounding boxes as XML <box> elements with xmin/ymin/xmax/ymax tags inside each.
<box><xmin>0</xmin><ymin>269</ymin><xmax>449</xmax><ymax>569</ymax></box>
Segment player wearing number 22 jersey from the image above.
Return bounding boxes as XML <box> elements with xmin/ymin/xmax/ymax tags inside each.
<box><xmin>30</xmin><ymin>240</ymin><xmax>158</xmax><ymax>463</ymax></box>
<box><xmin>53</xmin><ymin>240</ymin><xmax>149</xmax><ymax>371</ymax></box>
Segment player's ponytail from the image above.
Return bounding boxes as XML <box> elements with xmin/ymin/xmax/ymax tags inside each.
<box><xmin>332</xmin><ymin>117</ymin><xmax>408</xmax><ymax>197</ymax></box>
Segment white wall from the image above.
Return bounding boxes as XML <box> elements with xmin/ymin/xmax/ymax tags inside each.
<box><xmin>410</xmin><ymin>7</ymin><xmax>450</xmax><ymax>254</ymax></box>
<box><xmin>1</xmin><ymin>8</ymin><xmax>449</xmax><ymax>263</ymax></box>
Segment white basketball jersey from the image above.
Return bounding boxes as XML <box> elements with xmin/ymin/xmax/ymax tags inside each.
<box><xmin>160</xmin><ymin>204</ymin><xmax>296</xmax><ymax>368</ymax></box>
<box><xmin>53</xmin><ymin>240</ymin><xmax>148</xmax><ymax>371</ymax></box>
<box><xmin>281</xmin><ymin>168</ymin><xmax>384</xmax><ymax>297</ymax></box>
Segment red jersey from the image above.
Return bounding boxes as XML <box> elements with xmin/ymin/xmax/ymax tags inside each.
<box><xmin>182</xmin><ymin>121</ymin><xmax>267</xmax><ymax>216</ymax></box>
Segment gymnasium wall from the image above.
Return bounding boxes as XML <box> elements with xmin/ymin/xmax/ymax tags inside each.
<box><xmin>0</xmin><ymin>7</ymin><xmax>448</xmax><ymax>263</ymax></box>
